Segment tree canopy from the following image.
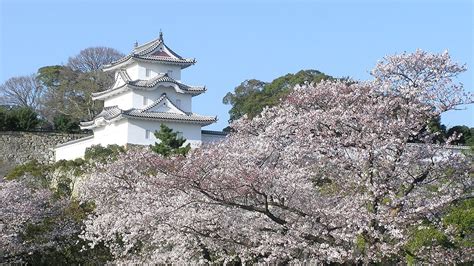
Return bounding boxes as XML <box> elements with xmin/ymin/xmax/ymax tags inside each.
<box><xmin>0</xmin><ymin>74</ymin><xmax>42</xmax><ymax>110</ymax></box>
<box><xmin>75</xmin><ymin>50</ymin><xmax>473</xmax><ymax>264</ymax></box>
<box><xmin>1</xmin><ymin>50</ymin><xmax>473</xmax><ymax>264</ymax></box>
<box><xmin>0</xmin><ymin>106</ymin><xmax>40</xmax><ymax>131</ymax></box>
<box><xmin>67</xmin><ymin>47</ymin><xmax>124</xmax><ymax>73</ymax></box>
<box><xmin>38</xmin><ymin>47</ymin><xmax>123</xmax><ymax>124</ymax></box>
<box><xmin>223</xmin><ymin>69</ymin><xmax>333</xmax><ymax>122</ymax></box>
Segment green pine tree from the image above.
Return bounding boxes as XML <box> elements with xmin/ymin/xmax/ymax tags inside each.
<box><xmin>151</xmin><ymin>124</ymin><xmax>191</xmax><ymax>157</ymax></box>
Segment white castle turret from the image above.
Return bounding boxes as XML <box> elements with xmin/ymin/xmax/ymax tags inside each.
<box><xmin>55</xmin><ymin>33</ymin><xmax>223</xmax><ymax>161</ymax></box>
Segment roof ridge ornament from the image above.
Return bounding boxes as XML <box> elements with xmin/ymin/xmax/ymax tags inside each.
<box><xmin>102</xmin><ymin>34</ymin><xmax>196</xmax><ymax>71</ymax></box>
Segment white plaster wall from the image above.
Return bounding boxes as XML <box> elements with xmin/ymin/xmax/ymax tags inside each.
<box><xmin>148</xmin><ymin>99</ymin><xmax>183</xmax><ymax>114</ymax></box>
<box><xmin>111</xmin><ymin>73</ymin><xmax>125</xmax><ymax>89</ymax></box>
<box><xmin>135</xmin><ymin>62</ymin><xmax>182</xmax><ymax>81</ymax></box>
<box><xmin>134</xmin><ymin>86</ymin><xmax>192</xmax><ymax>112</ymax></box>
<box><xmin>56</xmin><ymin>118</ymin><xmax>207</xmax><ymax>161</ymax></box>
<box><xmin>55</xmin><ymin>136</ymin><xmax>95</xmax><ymax>161</ymax></box>
<box><xmin>102</xmin><ymin>86</ymin><xmax>192</xmax><ymax>112</ymax></box>
<box><xmin>125</xmin><ymin>62</ymin><xmax>139</xmax><ymax>80</ymax></box>
<box><xmin>127</xmin><ymin>120</ymin><xmax>202</xmax><ymax>148</ymax></box>
<box><xmin>93</xmin><ymin>119</ymin><xmax>129</xmax><ymax>146</ymax></box>
<box><xmin>104</xmin><ymin>91</ymin><xmax>134</xmax><ymax>109</ymax></box>
<box><xmin>55</xmin><ymin>119</ymin><xmax>128</xmax><ymax>161</ymax></box>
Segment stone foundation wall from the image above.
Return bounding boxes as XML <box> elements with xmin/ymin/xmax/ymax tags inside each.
<box><xmin>0</xmin><ymin>131</ymin><xmax>91</xmax><ymax>165</ymax></box>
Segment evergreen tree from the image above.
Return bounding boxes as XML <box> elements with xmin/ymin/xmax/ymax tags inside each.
<box><xmin>447</xmin><ymin>125</ymin><xmax>473</xmax><ymax>145</ymax></box>
<box><xmin>223</xmin><ymin>70</ymin><xmax>333</xmax><ymax>122</ymax></box>
<box><xmin>53</xmin><ymin>114</ymin><xmax>80</xmax><ymax>133</ymax></box>
<box><xmin>151</xmin><ymin>124</ymin><xmax>191</xmax><ymax>157</ymax></box>
<box><xmin>0</xmin><ymin>106</ymin><xmax>40</xmax><ymax>131</ymax></box>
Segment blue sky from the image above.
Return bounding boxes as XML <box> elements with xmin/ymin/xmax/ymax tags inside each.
<box><xmin>1</xmin><ymin>0</ymin><xmax>473</xmax><ymax>130</ymax></box>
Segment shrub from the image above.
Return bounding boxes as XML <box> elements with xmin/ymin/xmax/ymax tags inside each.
<box><xmin>0</xmin><ymin>106</ymin><xmax>40</xmax><ymax>131</ymax></box>
<box><xmin>53</xmin><ymin>114</ymin><xmax>80</xmax><ymax>133</ymax></box>
<box><xmin>20</xmin><ymin>200</ymin><xmax>113</xmax><ymax>265</ymax></box>
<box><xmin>443</xmin><ymin>198</ymin><xmax>474</xmax><ymax>247</ymax></box>
<box><xmin>0</xmin><ymin>106</ymin><xmax>7</xmax><ymax>130</ymax></box>
<box><xmin>84</xmin><ymin>144</ymin><xmax>125</xmax><ymax>162</ymax></box>
<box><xmin>5</xmin><ymin>160</ymin><xmax>51</xmax><ymax>187</ymax></box>
<box><xmin>404</xmin><ymin>199</ymin><xmax>474</xmax><ymax>264</ymax></box>
<box><xmin>4</xmin><ymin>159</ymin><xmax>86</xmax><ymax>197</ymax></box>
<box><xmin>54</xmin><ymin>158</ymin><xmax>85</xmax><ymax>175</ymax></box>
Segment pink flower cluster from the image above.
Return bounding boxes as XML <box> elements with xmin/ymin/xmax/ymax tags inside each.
<box><xmin>78</xmin><ymin>51</ymin><xmax>473</xmax><ymax>263</ymax></box>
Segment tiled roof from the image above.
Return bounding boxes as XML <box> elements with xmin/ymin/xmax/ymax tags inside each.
<box><xmin>80</xmin><ymin>104</ymin><xmax>216</xmax><ymax>129</ymax></box>
<box><xmin>124</xmin><ymin>110</ymin><xmax>216</xmax><ymax>124</ymax></box>
<box><xmin>96</xmin><ymin>105</ymin><xmax>123</xmax><ymax>119</ymax></box>
<box><xmin>151</xmin><ymin>50</ymin><xmax>171</xmax><ymax>57</ymax></box>
<box><xmin>133</xmin><ymin>36</ymin><xmax>163</xmax><ymax>55</ymax></box>
<box><xmin>128</xmin><ymin>73</ymin><xmax>203</xmax><ymax>91</ymax></box>
<box><xmin>129</xmin><ymin>73</ymin><xmax>169</xmax><ymax>87</ymax></box>
<box><xmin>118</xmin><ymin>69</ymin><xmax>131</xmax><ymax>82</ymax></box>
<box><xmin>103</xmin><ymin>54</ymin><xmax>131</xmax><ymax>68</ymax></box>
<box><xmin>141</xmin><ymin>94</ymin><xmax>168</xmax><ymax>112</ymax></box>
<box><xmin>201</xmin><ymin>130</ymin><xmax>228</xmax><ymax>136</ymax></box>
<box><xmin>102</xmin><ymin>34</ymin><xmax>195</xmax><ymax>71</ymax></box>
<box><xmin>133</xmin><ymin>55</ymin><xmax>195</xmax><ymax>65</ymax></box>
<box><xmin>141</xmin><ymin>93</ymin><xmax>187</xmax><ymax>115</ymax></box>
<box><xmin>80</xmin><ymin>106</ymin><xmax>124</xmax><ymax>126</ymax></box>
<box><xmin>91</xmin><ymin>73</ymin><xmax>205</xmax><ymax>99</ymax></box>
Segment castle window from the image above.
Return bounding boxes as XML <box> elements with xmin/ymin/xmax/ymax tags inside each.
<box><xmin>145</xmin><ymin>130</ymin><xmax>151</xmax><ymax>139</ymax></box>
<box><xmin>167</xmin><ymin>70</ymin><xmax>173</xmax><ymax>77</ymax></box>
<box><xmin>176</xmin><ymin>99</ymin><xmax>181</xmax><ymax>108</ymax></box>
<box><xmin>143</xmin><ymin>96</ymin><xmax>148</xmax><ymax>106</ymax></box>
<box><xmin>146</xmin><ymin>68</ymin><xmax>151</xmax><ymax>77</ymax></box>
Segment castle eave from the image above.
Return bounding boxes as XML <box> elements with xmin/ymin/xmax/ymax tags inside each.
<box><xmin>91</xmin><ymin>74</ymin><xmax>205</xmax><ymax>100</ymax></box>
<box><xmin>124</xmin><ymin>111</ymin><xmax>217</xmax><ymax>126</ymax></box>
<box><xmin>80</xmin><ymin>105</ymin><xmax>217</xmax><ymax>129</ymax></box>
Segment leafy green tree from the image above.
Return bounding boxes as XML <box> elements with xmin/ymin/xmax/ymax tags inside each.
<box><xmin>223</xmin><ymin>79</ymin><xmax>266</xmax><ymax>122</ymax></box>
<box><xmin>447</xmin><ymin>125</ymin><xmax>472</xmax><ymax>145</ymax></box>
<box><xmin>0</xmin><ymin>106</ymin><xmax>39</xmax><ymax>131</ymax></box>
<box><xmin>13</xmin><ymin>107</ymin><xmax>40</xmax><ymax>131</ymax></box>
<box><xmin>428</xmin><ymin>116</ymin><xmax>447</xmax><ymax>136</ymax></box>
<box><xmin>151</xmin><ymin>124</ymin><xmax>190</xmax><ymax>157</ymax></box>
<box><xmin>404</xmin><ymin>198</ymin><xmax>474</xmax><ymax>264</ymax></box>
<box><xmin>223</xmin><ymin>70</ymin><xmax>332</xmax><ymax>122</ymax></box>
<box><xmin>37</xmin><ymin>47</ymin><xmax>123</xmax><ymax>124</ymax></box>
<box><xmin>414</xmin><ymin>116</ymin><xmax>447</xmax><ymax>143</ymax></box>
<box><xmin>411</xmin><ymin>117</ymin><xmax>474</xmax><ymax>146</ymax></box>
<box><xmin>37</xmin><ymin>65</ymin><xmax>63</xmax><ymax>89</ymax></box>
<box><xmin>0</xmin><ymin>106</ymin><xmax>8</xmax><ymax>130</ymax></box>
<box><xmin>2</xmin><ymin>107</ymin><xmax>20</xmax><ymax>130</ymax></box>
<box><xmin>38</xmin><ymin>66</ymin><xmax>104</xmax><ymax>123</ymax></box>
<box><xmin>53</xmin><ymin>114</ymin><xmax>79</xmax><ymax>133</ymax></box>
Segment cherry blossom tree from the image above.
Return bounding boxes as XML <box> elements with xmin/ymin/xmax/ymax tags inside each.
<box><xmin>79</xmin><ymin>50</ymin><xmax>473</xmax><ymax>264</ymax></box>
<box><xmin>0</xmin><ymin>181</ymin><xmax>68</xmax><ymax>262</ymax></box>
<box><xmin>0</xmin><ymin>170</ymin><xmax>111</xmax><ymax>263</ymax></box>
